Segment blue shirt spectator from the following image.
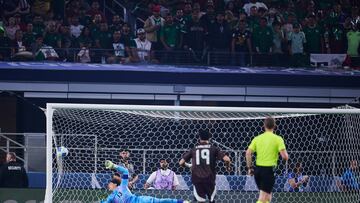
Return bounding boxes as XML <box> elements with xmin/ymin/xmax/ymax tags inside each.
<box><xmin>341</xmin><ymin>160</ymin><xmax>359</xmax><ymax>191</ymax></box>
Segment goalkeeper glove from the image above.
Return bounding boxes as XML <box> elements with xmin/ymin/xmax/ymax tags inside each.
<box><xmin>105</xmin><ymin>160</ymin><xmax>116</xmax><ymax>170</ymax></box>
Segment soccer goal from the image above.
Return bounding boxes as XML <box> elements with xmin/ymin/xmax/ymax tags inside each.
<box><xmin>45</xmin><ymin>104</ymin><xmax>360</xmax><ymax>203</ymax></box>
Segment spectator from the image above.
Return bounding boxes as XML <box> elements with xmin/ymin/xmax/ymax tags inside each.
<box><xmin>144</xmin><ymin>5</ymin><xmax>164</xmax><ymax>51</ymax></box>
<box><xmin>92</xmin><ymin>22</ymin><xmax>112</xmax><ymax>63</ymax></box>
<box><xmin>208</xmin><ymin>11</ymin><xmax>231</xmax><ymax>65</ymax></box>
<box><xmin>160</xmin><ymin>14</ymin><xmax>182</xmax><ymax>51</ymax></box>
<box><xmin>107</xmin><ymin>30</ymin><xmax>130</xmax><ymax>64</ymax></box>
<box><xmin>109</xmin><ymin>15</ymin><xmax>124</xmax><ymax>34</ymax></box>
<box><xmin>343</xmin><ymin>17</ymin><xmax>354</xmax><ymax>33</ymax></box>
<box><xmin>257</xmin><ymin>7</ymin><xmax>267</xmax><ymax>18</ymax></box>
<box><xmin>78</xmin><ymin>26</ymin><xmax>93</xmax><ymax>49</ymax></box>
<box><xmin>121</xmin><ymin>23</ymin><xmax>134</xmax><ymax>47</ymax></box>
<box><xmin>0</xmin><ymin>152</ymin><xmax>28</xmax><ymax>188</ymax></box>
<box><xmin>192</xmin><ymin>0</ymin><xmax>207</xmax><ymax>10</ymax></box>
<box><xmin>327</xmin><ymin>3</ymin><xmax>347</xmax><ymax>26</ymax></box>
<box><xmin>247</xmin><ymin>6</ymin><xmax>260</xmax><ymax>32</ymax></box>
<box><xmin>52</xmin><ymin>0</ymin><xmax>66</xmax><ymax>20</ymax></box>
<box><xmin>329</xmin><ymin>23</ymin><xmax>346</xmax><ymax>54</ymax></box>
<box><xmin>266</xmin><ymin>8</ymin><xmax>283</xmax><ymax>27</ymax></box>
<box><xmin>118</xmin><ymin>149</ymin><xmax>139</xmax><ymax>189</ymax></box>
<box><xmin>23</xmin><ymin>23</ymin><xmax>36</xmax><ymax>50</ymax></box>
<box><xmin>66</xmin><ymin>0</ymin><xmax>82</xmax><ymax>19</ymax></box>
<box><xmin>346</xmin><ymin>22</ymin><xmax>360</xmax><ymax>57</ymax></box>
<box><xmin>238</xmin><ymin>11</ymin><xmax>247</xmax><ymax>22</ymax></box>
<box><xmin>183</xmin><ymin>2</ymin><xmax>193</xmax><ymax>22</ymax></box>
<box><xmin>272</xmin><ymin>21</ymin><xmax>286</xmax><ymax>66</ymax></box>
<box><xmin>253</xmin><ymin>17</ymin><xmax>273</xmax><ymax>66</ymax></box>
<box><xmin>231</xmin><ymin>19</ymin><xmax>252</xmax><ymax>66</ymax></box>
<box><xmin>297</xmin><ymin>0</ymin><xmax>315</xmax><ymax>21</ymax></box>
<box><xmin>303</xmin><ymin>14</ymin><xmax>323</xmax><ymax>54</ymax></box>
<box><xmin>225</xmin><ymin>1</ymin><xmax>239</xmax><ymax>17</ymax></box>
<box><xmin>192</xmin><ymin>2</ymin><xmax>205</xmax><ymax>19</ymax></box>
<box><xmin>31</xmin><ymin>34</ymin><xmax>45</xmax><ymax>59</ymax></box>
<box><xmin>174</xmin><ymin>9</ymin><xmax>187</xmax><ymax>35</ymax></box>
<box><xmin>31</xmin><ymin>34</ymin><xmax>59</xmax><ymax>61</ymax></box>
<box><xmin>340</xmin><ymin>159</ymin><xmax>359</xmax><ymax>191</ymax></box>
<box><xmin>89</xmin><ymin>14</ymin><xmax>103</xmax><ymax>38</ymax></box>
<box><xmin>0</xmin><ymin>26</ymin><xmax>12</xmax><ymax>60</ymax></box>
<box><xmin>44</xmin><ymin>10</ymin><xmax>56</xmax><ymax>23</ymax></box>
<box><xmin>283</xmin><ymin>12</ymin><xmax>297</xmax><ymax>39</ymax></box>
<box><xmin>5</xmin><ymin>17</ymin><xmax>20</xmax><ymax>40</ymax></box>
<box><xmin>287</xmin><ymin>162</ymin><xmax>309</xmax><ymax>192</ymax></box>
<box><xmin>77</xmin><ymin>45</ymin><xmax>91</xmax><ymax>63</ymax></box>
<box><xmin>44</xmin><ymin>21</ymin><xmax>62</xmax><ymax>49</ymax></box>
<box><xmin>13</xmin><ymin>13</ymin><xmax>26</xmax><ymax>31</ymax></box>
<box><xmin>160</xmin><ymin>13</ymin><xmax>182</xmax><ymax>63</ymax></box>
<box><xmin>59</xmin><ymin>24</ymin><xmax>73</xmax><ymax>60</ymax></box>
<box><xmin>32</xmin><ymin>15</ymin><xmax>46</xmax><ymax>36</ymax></box>
<box><xmin>11</xmin><ymin>29</ymin><xmax>33</xmax><ymax>61</ymax></box>
<box><xmin>78</xmin><ymin>8</ymin><xmax>92</xmax><ymax>26</ymax></box>
<box><xmin>87</xmin><ymin>1</ymin><xmax>106</xmax><ymax>21</ymax></box>
<box><xmin>225</xmin><ymin>10</ymin><xmax>238</xmax><ymax>30</ymax></box>
<box><xmin>2</xmin><ymin>0</ymin><xmax>30</xmax><ymax>18</ymax></box>
<box><xmin>199</xmin><ymin>3</ymin><xmax>216</xmax><ymax>32</ymax></box>
<box><xmin>130</xmin><ymin>28</ymin><xmax>153</xmax><ymax>63</ymax></box>
<box><xmin>350</xmin><ymin>7</ymin><xmax>360</xmax><ymax>23</ymax></box>
<box><xmin>11</xmin><ymin>29</ymin><xmax>26</xmax><ymax>55</ymax></box>
<box><xmin>209</xmin><ymin>11</ymin><xmax>231</xmax><ymax>50</ymax></box>
<box><xmin>94</xmin><ymin>22</ymin><xmax>112</xmax><ymax>50</ymax></box>
<box><xmin>346</xmin><ymin>20</ymin><xmax>360</xmax><ymax>66</ymax></box>
<box><xmin>183</xmin><ymin>10</ymin><xmax>207</xmax><ymax>62</ymax></box>
<box><xmin>144</xmin><ymin>159</ymin><xmax>179</xmax><ymax>190</ymax></box>
<box><xmin>243</xmin><ymin>0</ymin><xmax>268</xmax><ymax>16</ymax></box>
<box><xmin>32</xmin><ymin>0</ymin><xmax>51</xmax><ymax>16</ymax></box>
<box><xmin>70</xmin><ymin>16</ymin><xmax>84</xmax><ymax>39</ymax></box>
<box><xmin>288</xmin><ymin>23</ymin><xmax>306</xmax><ymax>67</ymax></box>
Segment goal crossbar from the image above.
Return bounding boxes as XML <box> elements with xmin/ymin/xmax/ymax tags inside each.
<box><xmin>46</xmin><ymin>103</ymin><xmax>360</xmax><ymax>114</ymax></box>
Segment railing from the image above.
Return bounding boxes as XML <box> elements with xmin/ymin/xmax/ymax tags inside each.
<box><xmin>2</xmin><ymin>46</ymin><xmax>356</xmax><ymax>68</ymax></box>
<box><xmin>0</xmin><ymin>133</ymin><xmax>26</xmax><ymax>164</ymax></box>
<box><xmin>104</xmin><ymin>0</ymin><xmax>145</xmax><ymax>31</ymax></box>
<box><xmin>0</xmin><ymin>133</ymin><xmax>46</xmax><ymax>171</ymax></box>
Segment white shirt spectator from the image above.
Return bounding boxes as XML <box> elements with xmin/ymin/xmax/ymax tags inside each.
<box><xmin>133</xmin><ymin>37</ymin><xmax>152</xmax><ymax>61</ymax></box>
<box><xmin>146</xmin><ymin>169</ymin><xmax>179</xmax><ymax>189</ymax></box>
<box><xmin>288</xmin><ymin>31</ymin><xmax>306</xmax><ymax>54</ymax></box>
<box><xmin>70</xmin><ymin>24</ymin><xmax>84</xmax><ymax>38</ymax></box>
<box><xmin>243</xmin><ymin>1</ymin><xmax>268</xmax><ymax>16</ymax></box>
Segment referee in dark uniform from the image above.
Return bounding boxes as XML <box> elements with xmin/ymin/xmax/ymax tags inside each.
<box><xmin>246</xmin><ymin>117</ymin><xmax>289</xmax><ymax>203</ymax></box>
<box><xmin>0</xmin><ymin>152</ymin><xmax>28</xmax><ymax>188</ymax></box>
<box><xmin>179</xmin><ymin>129</ymin><xmax>231</xmax><ymax>203</ymax></box>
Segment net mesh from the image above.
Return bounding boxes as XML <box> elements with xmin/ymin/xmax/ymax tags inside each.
<box><xmin>48</xmin><ymin>105</ymin><xmax>360</xmax><ymax>203</ymax></box>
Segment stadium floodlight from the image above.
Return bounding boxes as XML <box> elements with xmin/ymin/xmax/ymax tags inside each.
<box><xmin>45</xmin><ymin>104</ymin><xmax>360</xmax><ymax>203</ymax></box>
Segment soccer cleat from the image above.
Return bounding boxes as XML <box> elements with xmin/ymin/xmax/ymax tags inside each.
<box><xmin>105</xmin><ymin>160</ymin><xmax>116</xmax><ymax>170</ymax></box>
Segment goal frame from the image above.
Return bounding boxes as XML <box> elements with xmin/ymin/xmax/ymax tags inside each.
<box><xmin>44</xmin><ymin>103</ymin><xmax>360</xmax><ymax>203</ymax></box>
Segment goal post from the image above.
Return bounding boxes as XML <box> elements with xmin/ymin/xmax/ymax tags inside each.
<box><xmin>45</xmin><ymin>103</ymin><xmax>360</xmax><ymax>203</ymax></box>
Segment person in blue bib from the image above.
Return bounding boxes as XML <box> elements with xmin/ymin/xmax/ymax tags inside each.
<box><xmin>287</xmin><ymin>162</ymin><xmax>309</xmax><ymax>192</ymax></box>
<box><xmin>101</xmin><ymin>160</ymin><xmax>190</xmax><ymax>203</ymax></box>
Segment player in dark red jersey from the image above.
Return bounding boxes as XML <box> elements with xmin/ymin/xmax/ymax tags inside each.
<box><xmin>179</xmin><ymin>129</ymin><xmax>231</xmax><ymax>202</ymax></box>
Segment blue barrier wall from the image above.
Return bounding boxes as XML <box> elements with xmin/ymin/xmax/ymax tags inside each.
<box><xmin>28</xmin><ymin>172</ymin><xmax>339</xmax><ymax>192</ymax></box>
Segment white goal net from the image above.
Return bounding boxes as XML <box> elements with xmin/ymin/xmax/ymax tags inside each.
<box><xmin>45</xmin><ymin>104</ymin><xmax>360</xmax><ymax>203</ymax></box>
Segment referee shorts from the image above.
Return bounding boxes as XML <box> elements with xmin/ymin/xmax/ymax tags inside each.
<box><xmin>254</xmin><ymin>165</ymin><xmax>275</xmax><ymax>194</ymax></box>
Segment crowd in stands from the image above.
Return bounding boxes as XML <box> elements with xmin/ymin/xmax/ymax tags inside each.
<box><xmin>0</xmin><ymin>0</ymin><xmax>359</xmax><ymax>66</ymax></box>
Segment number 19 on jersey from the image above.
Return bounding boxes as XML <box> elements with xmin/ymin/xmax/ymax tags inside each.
<box><xmin>196</xmin><ymin>149</ymin><xmax>210</xmax><ymax>165</ymax></box>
